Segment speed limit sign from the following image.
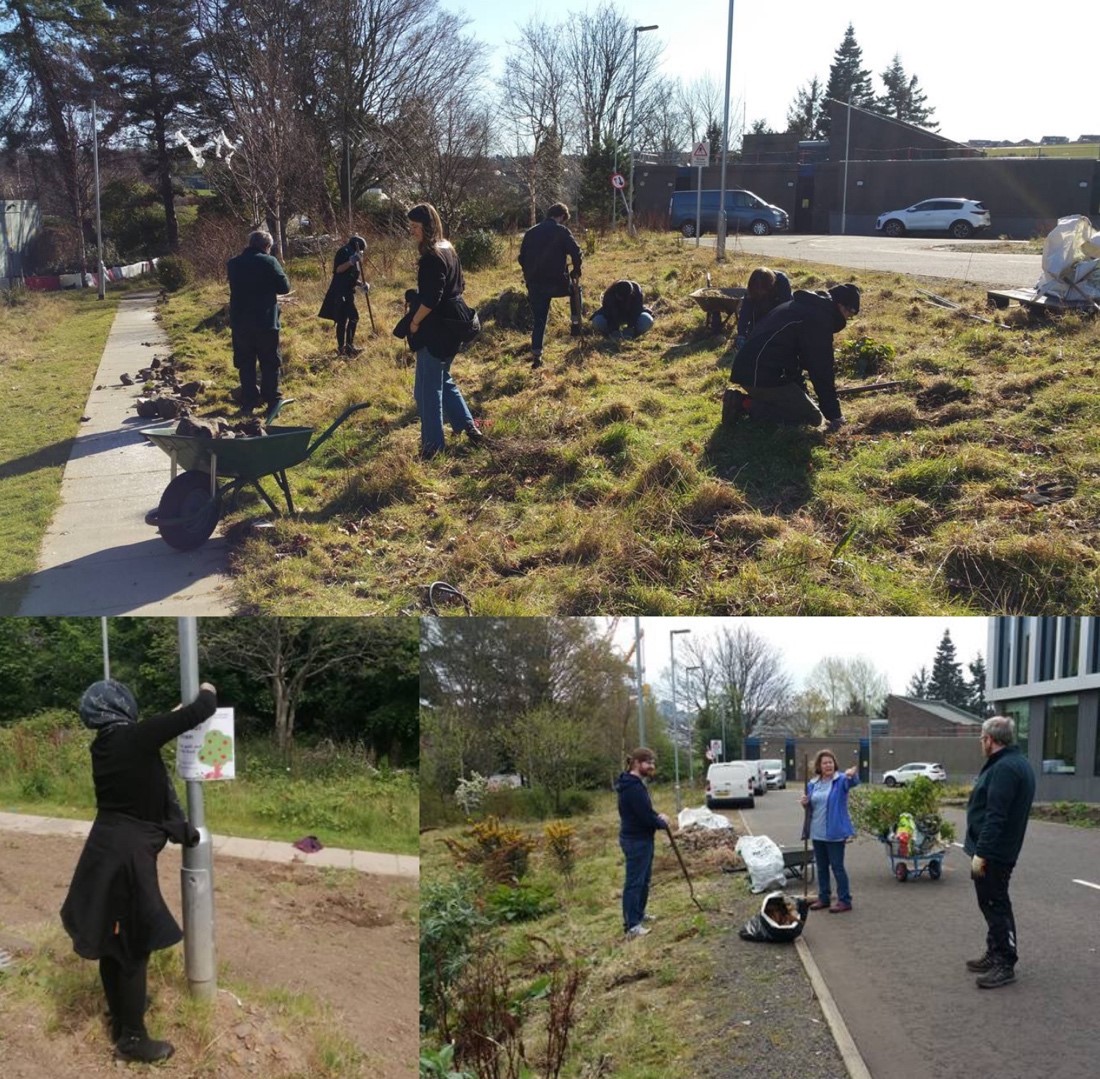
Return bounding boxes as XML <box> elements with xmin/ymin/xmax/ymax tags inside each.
<box><xmin>610</xmin><ymin>173</ymin><xmax>626</xmax><ymax>189</ymax></box>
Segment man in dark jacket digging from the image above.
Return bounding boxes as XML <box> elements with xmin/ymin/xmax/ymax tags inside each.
<box><xmin>614</xmin><ymin>747</ymin><xmax>670</xmax><ymax>938</ymax></box>
<box><xmin>591</xmin><ymin>279</ymin><xmax>654</xmax><ymax>339</ymax></box>
<box><xmin>726</xmin><ymin>283</ymin><xmax>860</xmax><ymax>430</ymax></box>
<box><xmin>963</xmin><ymin>715</ymin><xmax>1035</xmax><ymax>988</ymax></box>
<box><xmin>518</xmin><ymin>202</ymin><xmax>583</xmax><ymax>369</ymax></box>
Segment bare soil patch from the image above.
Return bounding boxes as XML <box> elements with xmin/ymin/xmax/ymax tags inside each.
<box><xmin>0</xmin><ymin>831</ymin><xmax>416</xmax><ymax>1078</ymax></box>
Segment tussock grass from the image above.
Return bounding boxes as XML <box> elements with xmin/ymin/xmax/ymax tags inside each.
<box><xmin>127</xmin><ymin>232</ymin><xmax>1100</xmax><ymax>612</ymax></box>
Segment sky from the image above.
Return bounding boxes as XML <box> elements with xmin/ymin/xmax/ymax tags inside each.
<box><xmin>443</xmin><ymin>1</ymin><xmax>1100</xmax><ymax>145</ymax></box>
<box><xmin>607</xmin><ymin>617</ymin><xmax>991</xmax><ymax>695</ymax></box>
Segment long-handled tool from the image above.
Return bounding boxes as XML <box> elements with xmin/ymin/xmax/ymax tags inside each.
<box><xmin>665</xmin><ymin>828</ymin><xmax>708</xmax><ymax>914</ymax></box>
<box><xmin>802</xmin><ymin>754</ymin><xmax>811</xmax><ymax>904</ymax></box>
<box><xmin>360</xmin><ymin>280</ymin><xmax>377</xmax><ymax>333</ymax></box>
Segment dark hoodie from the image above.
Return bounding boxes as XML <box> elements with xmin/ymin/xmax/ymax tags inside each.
<box><xmin>615</xmin><ymin>771</ymin><xmax>666</xmax><ymax>840</ymax></box>
<box><xmin>730</xmin><ymin>289</ymin><xmax>848</xmax><ymax>421</ymax></box>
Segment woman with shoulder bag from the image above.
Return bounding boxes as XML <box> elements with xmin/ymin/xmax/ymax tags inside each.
<box><xmin>404</xmin><ymin>203</ymin><xmax>483</xmax><ymax>459</ymax></box>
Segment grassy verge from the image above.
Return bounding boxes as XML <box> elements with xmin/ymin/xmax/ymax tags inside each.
<box><xmin>0</xmin><ymin>287</ymin><xmax>127</xmax><ymax>608</ymax></box>
<box><xmin>151</xmin><ymin>229</ymin><xmax>1099</xmax><ymax>614</ymax></box>
<box><xmin>0</xmin><ymin>717</ymin><xmax>418</xmax><ymax>854</ymax></box>
<box><xmin>420</xmin><ymin>791</ymin><xmax>842</xmax><ymax>1078</ymax></box>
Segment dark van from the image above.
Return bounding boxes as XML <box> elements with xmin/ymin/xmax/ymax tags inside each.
<box><xmin>668</xmin><ymin>188</ymin><xmax>789</xmax><ymax>237</ymax></box>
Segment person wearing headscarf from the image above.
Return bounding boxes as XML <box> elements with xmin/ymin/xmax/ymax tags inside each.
<box><xmin>318</xmin><ymin>234</ymin><xmax>367</xmax><ymax>356</ymax></box>
<box><xmin>60</xmin><ymin>679</ymin><xmax>218</xmax><ymax>1063</ymax></box>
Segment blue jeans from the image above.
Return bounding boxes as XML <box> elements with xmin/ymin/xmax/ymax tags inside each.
<box><xmin>620</xmin><ymin>835</ymin><xmax>655</xmax><ymax>931</ymax></box>
<box><xmin>813</xmin><ymin>839</ymin><xmax>852</xmax><ymax>904</ymax></box>
<box><xmin>528</xmin><ymin>289</ymin><xmax>553</xmax><ymax>353</ymax></box>
<box><xmin>414</xmin><ymin>346</ymin><xmax>473</xmax><ymax>458</ymax></box>
<box><xmin>592</xmin><ymin>311</ymin><xmax>654</xmax><ymax>338</ymax></box>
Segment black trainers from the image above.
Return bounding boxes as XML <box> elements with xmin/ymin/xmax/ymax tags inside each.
<box><xmin>116</xmin><ymin>1034</ymin><xmax>174</xmax><ymax>1062</ymax></box>
<box><xmin>722</xmin><ymin>388</ymin><xmax>744</xmax><ymax>426</ymax></box>
<box><xmin>464</xmin><ymin>423</ymin><xmax>484</xmax><ymax>444</ymax></box>
<box><xmin>965</xmin><ymin>953</ymin><xmax>996</xmax><ymax>972</ymax></box>
<box><xmin>530</xmin><ymin>351</ymin><xmax>543</xmax><ymax>370</ymax></box>
<box><xmin>344</xmin><ymin>344</ymin><xmax>364</xmax><ymax>356</ymax></box>
<box><xmin>976</xmin><ymin>965</ymin><xmax>1016</xmax><ymax>989</ymax></box>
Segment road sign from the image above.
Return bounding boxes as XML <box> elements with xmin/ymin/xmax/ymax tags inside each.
<box><xmin>691</xmin><ymin>140</ymin><xmax>710</xmax><ymax>167</ymax></box>
<box><xmin>710</xmin><ymin>739</ymin><xmax>723</xmax><ymax>760</ymax></box>
<box><xmin>610</xmin><ymin>172</ymin><xmax>626</xmax><ymax>189</ymax></box>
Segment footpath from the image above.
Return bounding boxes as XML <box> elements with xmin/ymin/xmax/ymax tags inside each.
<box><xmin>0</xmin><ymin>810</ymin><xmax>417</xmax><ymax>879</ymax></box>
<box><xmin>17</xmin><ymin>291</ymin><xmax>233</xmax><ymax>615</ymax></box>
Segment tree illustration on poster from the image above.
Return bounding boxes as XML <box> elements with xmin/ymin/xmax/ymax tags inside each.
<box><xmin>198</xmin><ymin>728</ymin><xmax>233</xmax><ymax>779</ymax></box>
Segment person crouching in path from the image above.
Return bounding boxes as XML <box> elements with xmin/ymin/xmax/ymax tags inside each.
<box><xmin>60</xmin><ymin>679</ymin><xmax>218</xmax><ymax>1063</ymax></box>
<box><xmin>518</xmin><ymin>202</ymin><xmax>583</xmax><ymax>369</ymax></box>
<box><xmin>800</xmin><ymin>748</ymin><xmax>859</xmax><ymax>913</ymax></box>
<box><xmin>404</xmin><ymin>203</ymin><xmax>482</xmax><ymax>459</ymax></box>
<box><xmin>964</xmin><ymin>715</ymin><xmax>1035</xmax><ymax>988</ymax></box>
<box><xmin>615</xmin><ymin>747</ymin><xmax>670</xmax><ymax>938</ymax></box>
<box><xmin>319</xmin><ymin>234</ymin><xmax>366</xmax><ymax>356</ymax></box>
<box><xmin>226</xmin><ymin>229</ymin><xmax>291</xmax><ymax>415</ymax></box>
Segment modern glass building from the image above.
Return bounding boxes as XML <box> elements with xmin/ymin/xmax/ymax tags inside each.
<box><xmin>987</xmin><ymin>617</ymin><xmax>1100</xmax><ymax>802</ymax></box>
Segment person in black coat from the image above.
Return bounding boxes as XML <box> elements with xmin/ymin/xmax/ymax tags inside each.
<box><xmin>727</xmin><ymin>283</ymin><xmax>860</xmax><ymax>429</ymax></box>
<box><xmin>518</xmin><ymin>202</ymin><xmax>583</xmax><ymax>368</ymax></box>
<box><xmin>226</xmin><ymin>229</ymin><xmax>291</xmax><ymax>414</ymax></box>
<box><xmin>613</xmin><ymin>747</ymin><xmax>670</xmax><ymax>937</ymax></box>
<box><xmin>404</xmin><ymin>203</ymin><xmax>482</xmax><ymax>459</ymax></box>
<box><xmin>734</xmin><ymin>266</ymin><xmax>792</xmax><ymax>348</ymax></box>
<box><xmin>318</xmin><ymin>235</ymin><xmax>366</xmax><ymax>356</ymax></box>
<box><xmin>963</xmin><ymin>715</ymin><xmax>1036</xmax><ymax>988</ymax></box>
<box><xmin>591</xmin><ymin>280</ymin><xmax>655</xmax><ymax>338</ymax></box>
<box><xmin>61</xmin><ymin>679</ymin><xmax>218</xmax><ymax>1063</ymax></box>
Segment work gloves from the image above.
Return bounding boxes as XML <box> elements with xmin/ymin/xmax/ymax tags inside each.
<box><xmin>971</xmin><ymin>855</ymin><xmax>986</xmax><ymax>878</ymax></box>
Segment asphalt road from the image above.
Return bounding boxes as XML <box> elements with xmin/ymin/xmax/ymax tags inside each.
<box><xmin>688</xmin><ymin>234</ymin><xmax>1042</xmax><ymax>290</ymax></box>
<box><xmin>739</xmin><ymin>788</ymin><xmax>1100</xmax><ymax>1079</ymax></box>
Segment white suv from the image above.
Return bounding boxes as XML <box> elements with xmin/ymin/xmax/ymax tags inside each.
<box><xmin>882</xmin><ymin>762</ymin><xmax>947</xmax><ymax>787</ymax></box>
<box><xmin>875</xmin><ymin>198</ymin><xmax>990</xmax><ymax>239</ymax></box>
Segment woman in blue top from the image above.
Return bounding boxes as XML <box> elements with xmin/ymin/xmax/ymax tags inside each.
<box><xmin>800</xmin><ymin>748</ymin><xmax>860</xmax><ymax>913</ymax></box>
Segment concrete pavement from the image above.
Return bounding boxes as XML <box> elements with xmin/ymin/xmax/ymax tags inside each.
<box><xmin>0</xmin><ymin>810</ymin><xmax>417</xmax><ymax>880</ymax></box>
<box><xmin>16</xmin><ymin>291</ymin><xmax>234</xmax><ymax>615</ymax></box>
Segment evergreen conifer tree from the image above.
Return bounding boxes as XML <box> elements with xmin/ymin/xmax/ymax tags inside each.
<box><xmin>928</xmin><ymin>630</ymin><xmax>969</xmax><ymax>707</ymax></box>
<box><xmin>821</xmin><ymin>23</ymin><xmax>874</xmax><ymax>138</ymax></box>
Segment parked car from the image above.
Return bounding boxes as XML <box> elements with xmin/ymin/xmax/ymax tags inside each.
<box><xmin>875</xmin><ymin>198</ymin><xmax>990</xmax><ymax>239</ymax></box>
<box><xmin>745</xmin><ymin>759</ymin><xmax>768</xmax><ymax>797</ymax></box>
<box><xmin>760</xmin><ymin>758</ymin><xmax>787</xmax><ymax>789</ymax></box>
<box><xmin>668</xmin><ymin>188</ymin><xmax>789</xmax><ymax>238</ymax></box>
<box><xmin>705</xmin><ymin>761</ymin><xmax>756</xmax><ymax>809</ymax></box>
<box><xmin>882</xmin><ymin>762</ymin><xmax>947</xmax><ymax>787</ymax></box>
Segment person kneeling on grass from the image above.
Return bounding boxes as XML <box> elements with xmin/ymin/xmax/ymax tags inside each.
<box><xmin>725</xmin><ymin>283</ymin><xmax>860</xmax><ymax>431</ymax></box>
<box><xmin>614</xmin><ymin>747</ymin><xmax>670</xmax><ymax>938</ymax></box>
<box><xmin>591</xmin><ymin>279</ymin><xmax>654</xmax><ymax>339</ymax></box>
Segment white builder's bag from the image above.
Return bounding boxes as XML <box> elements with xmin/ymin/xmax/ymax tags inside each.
<box><xmin>735</xmin><ymin>834</ymin><xmax>787</xmax><ymax>893</ymax></box>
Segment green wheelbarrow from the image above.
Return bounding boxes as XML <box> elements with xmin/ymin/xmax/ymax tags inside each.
<box><xmin>142</xmin><ymin>402</ymin><xmax>369</xmax><ymax>550</ymax></box>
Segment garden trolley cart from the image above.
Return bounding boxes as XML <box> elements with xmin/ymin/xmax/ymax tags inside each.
<box><xmin>878</xmin><ymin>835</ymin><xmax>947</xmax><ymax>883</ymax></box>
<box><xmin>689</xmin><ymin>286</ymin><xmax>746</xmax><ymax>334</ymax></box>
<box><xmin>143</xmin><ymin>402</ymin><xmax>369</xmax><ymax>551</ymax></box>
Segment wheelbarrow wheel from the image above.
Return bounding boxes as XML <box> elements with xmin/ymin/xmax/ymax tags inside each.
<box><xmin>928</xmin><ymin>859</ymin><xmax>942</xmax><ymax>880</ymax></box>
<box><xmin>157</xmin><ymin>470</ymin><xmax>220</xmax><ymax>550</ymax></box>
<box><xmin>895</xmin><ymin>862</ymin><xmax>909</xmax><ymax>882</ymax></box>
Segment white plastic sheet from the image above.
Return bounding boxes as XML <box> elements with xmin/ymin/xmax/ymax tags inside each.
<box><xmin>677</xmin><ymin>806</ymin><xmax>733</xmax><ymax>831</ymax></box>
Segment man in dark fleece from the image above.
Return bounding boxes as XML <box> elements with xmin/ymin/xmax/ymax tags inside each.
<box><xmin>614</xmin><ymin>747</ymin><xmax>670</xmax><ymax>937</ymax></box>
<box><xmin>727</xmin><ymin>282</ymin><xmax>860</xmax><ymax>429</ymax></box>
<box><xmin>61</xmin><ymin>679</ymin><xmax>218</xmax><ymax>1063</ymax></box>
<box><xmin>963</xmin><ymin>715</ymin><xmax>1036</xmax><ymax>989</ymax></box>
<box><xmin>518</xmin><ymin>202</ymin><xmax>583</xmax><ymax>368</ymax></box>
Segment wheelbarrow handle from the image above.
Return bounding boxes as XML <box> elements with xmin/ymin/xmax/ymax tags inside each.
<box><xmin>305</xmin><ymin>402</ymin><xmax>371</xmax><ymax>457</ymax></box>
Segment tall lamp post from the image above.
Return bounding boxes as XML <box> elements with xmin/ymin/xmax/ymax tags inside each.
<box><xmin>627</xmin><ymin>23</ymin><xmax>659</xmax><ymax>238</ymax></box>
<box><xmin>669</xmin><ymin>628</ymin><xmax>691</xmax><ymax>812</ymax></box>
<box><xmin>715</xmin><ymin>0</ymin><xmax>735</xmax><ymax>261</ymax></box>
<box><xmin>685</xmin><ymin>665</ymin><xmax>700</xmax><ymax>785</ymax></box>
<box><xmin>91</xmin><ymin>100</ymin><xmax>105</xmax><ymax>300</ymax></box>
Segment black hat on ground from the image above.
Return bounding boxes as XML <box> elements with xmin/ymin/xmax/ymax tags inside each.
<box><xmin>828</xmin><ymin>283</ymin><xmax>860</xmax><ymax>313</ymax></box>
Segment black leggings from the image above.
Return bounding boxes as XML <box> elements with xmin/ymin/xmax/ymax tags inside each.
<box><xmin>336</xmin><ymin>293</ymin><xmax>359</xmax><ymax>348</ymax></box>
<box><xmin>99</xmin><ymin>954</ymin><xmax>149</xmax><ymax>1037</ymax></box>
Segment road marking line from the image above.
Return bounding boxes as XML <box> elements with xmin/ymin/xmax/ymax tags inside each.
<box><xmin>1072</xmin><ymin>879</ymin><xmax>1100</xmax><ymax>891</ymax></box>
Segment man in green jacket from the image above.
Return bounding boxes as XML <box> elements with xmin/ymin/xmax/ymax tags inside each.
<box><xmin>226</xmin><ymin>229</ymin><xmax>291</xmax><ymax>413</ymax></box>
<box><xmin>963</xmin><ymin>715</ymin><xmax>1035</xmax><ymax>988</ymax></box>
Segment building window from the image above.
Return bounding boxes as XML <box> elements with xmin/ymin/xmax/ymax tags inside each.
<box><xmin>994</xmin><ymin>617</ymin><xmax>1012</xmax><ymax>688</ymax></box>
<box><xmin>1014</xmin><ymin>619</ymin><xmax>1032</xmax><ymax>685</ymax></box>
<box><xmin>1038</xmin><ymin>617</ymin><xmax>1056</xmax><ymax>681</ymax></box>
<box><xmin>1042</xmin><ymin>695</ymin><xmax>1077</xmax><ymax>774</ymax></box>
<box><xmin>1001</xmin><ymin>700</ymin><xmax>1029</xmax><ymax>759</ymax></box>
<box><xmin>1060</xmin><ymin>618</ymin><xmax>1081</xmax><ymax>679</ymax></box>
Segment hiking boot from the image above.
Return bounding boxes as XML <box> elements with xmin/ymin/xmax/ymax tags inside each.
<box><xmin>464</xmin><ymin>422</ymin><xmax>484</xmax><ymax>444</ymax></box>
<box><xmin>530</xmin><ymin>351</ymin><xmax>543</xmax><ymax>370</ymax></box>
<box><xmin>829</xmin><ymin>901</ymin><xmax>852</xmax><ymax>913</ymax></box>
<box><xmin>722</xmin><ymin>388</ymin><xmax>743</xmax><ymax>425</ymax></box>
<box><xmin>344</xmin><ymin>344</ymin><xmax>364</xmax><ymax>356</ymax></box>
<box><xmin>966</xmin><ymin>953</ymin><xmax>997</xmax><ymax>972</ymax></box>
<box><xmin>808</xmin><ymin>899</ymin><xmax>830</xmax><ymax>911</ymax></box>
<box><xmin>625</xmin><ymin>924</ymin><xmax>650</xmax><ymax>938</ymax></box>
<box><xmin>115</xmin><ymin>1034</ymin><xmax>174</xmax><ymax>1063</ymax></box>
<box><xmin>976</xmin><ymin>965</ymin><xmax>1016</xmax><ymax>989</ymax></box>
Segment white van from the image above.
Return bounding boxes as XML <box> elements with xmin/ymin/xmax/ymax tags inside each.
<box><xmin>705</xmin><ymin>761</ymin><xmax>756</xmax><ymax>809</ymax></box>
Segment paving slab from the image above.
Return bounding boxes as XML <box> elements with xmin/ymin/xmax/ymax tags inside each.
<box><xmin>17</xmin><ymin>291</ymin><xmax>234</xmax><ymax>615</ymax></box>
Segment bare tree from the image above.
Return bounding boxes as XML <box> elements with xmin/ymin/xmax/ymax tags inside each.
<box><xmin>678</xmin><ymin>75</ymin><xmax>722</xmax><ymax>146</ymax></box>
<box><xmin>710</xmin><ymin>623</ymin><xmax>793</xmax><ymax>741</ymax></box>
<box><xmin>804</xmin><ymin>655</ymin><xmax>889</xmax><ymax>729</ymax></box>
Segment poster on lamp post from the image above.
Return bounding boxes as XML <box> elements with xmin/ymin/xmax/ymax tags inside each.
<box><xmin>177</xmin><ymin>707</ymin><xmax>236</xmax><ymax>781</ymax></box>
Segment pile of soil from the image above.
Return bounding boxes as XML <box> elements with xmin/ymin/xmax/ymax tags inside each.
<box><xmin>126</xmin><ymin>354</ymin><xmax>208</xmax><ymax>421</ymax></box>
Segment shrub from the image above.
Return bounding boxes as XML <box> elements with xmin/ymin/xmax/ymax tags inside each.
<box><xmin>443</xmin><ymin>816</ymin><xmax>537</xmax><ymax>882</ymax></box>
<box><xmin>849</xmin><ymin>776</ymin><xmax>956</xmax><ymax>843</ymax></box>
<box><xmin>454</xmin><ymin>229</ymin><xmax>502</xmax><ymax>272</ymax></box>
<box><xmin>485</xmin><ymin>881</ymin><xmax>554</xmax><ymax>922</ymax></box>
<box><xmin>157</xmin><ymin>255</ymin><xmax>193</xmax><ymax>292</ymax></box>
<box><xmin>544</xmin><ymin>821</ymin><xmax>578</xmax><ymax>880</ymax></box>
<box><xmin>837</xmin><ymin>336</ymin><xmax>896</xmax><ymax>378</ymax></box>
<box><xmin>454</xmin><ymin>772</ymin><xmax>488</xmax><ymax>817</ymax></box>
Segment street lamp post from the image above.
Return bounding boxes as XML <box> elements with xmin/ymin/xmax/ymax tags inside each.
<box><xmin>715</xmin><ymin>0</ymin><xmax>735</xmax><ymax>261</ymax></box>
<box><xmin>685</xmin><ymin>665</ymin><xmax>700</xmax><ymax>784</ymax></box>
<box><xmin>91</xmin><ymin>100</ymin><xmax>105</xmax><ymax>300</ymax></box>
<box><xmin>669</xmin><ymin>628</ymin><xmax>691</xmax><ymax>813</ymax></box>
<box><xmin>627</xmin><ymin>24</ymin><xmax>659</xmax><ymax>238</ymax></box>
<box><xmin>841</xmin><ymin>94</ymin><xmax>852</xmax><ymax>235</ymax></box>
